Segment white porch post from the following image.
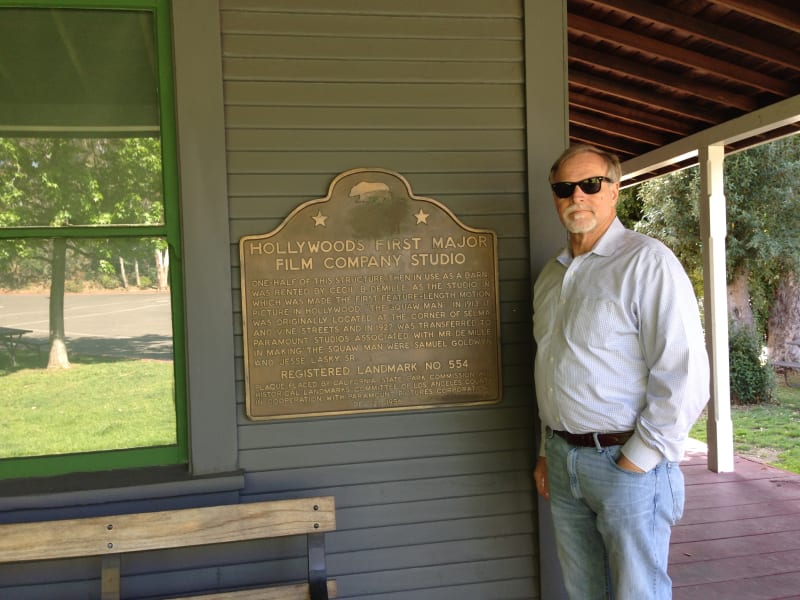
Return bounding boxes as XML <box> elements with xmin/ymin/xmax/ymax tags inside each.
<box><xmin>698</xmin><ymin>144</ymin><xmax>735</xmax><ymax>472</ymax></box>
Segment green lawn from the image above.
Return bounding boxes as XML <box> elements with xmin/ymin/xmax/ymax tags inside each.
<box><xmin>690</xmin><ymin>373</ymin><xmax>800</xmax><ymax>474</ymax></box>
<box><xmin>0</xmin><ymin>354</ymin><xmax>176</xmax><ymax>459</ymax></box>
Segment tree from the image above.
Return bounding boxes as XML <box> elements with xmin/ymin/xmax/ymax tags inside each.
<box><xmin>14</xmin><ymin>138</ymin><xmax>101</xmax><ymax>368</ymax></box>
<box><xmin>0</xmin><ymin>136</ymin><xmax>165</xmax><ymax>368</ymax></box>
<box><xmin>622</xmin><ymin>136</ymin><xmax>800</xmax><ymax>364</ymax></box>
<box><xmin>722</xmin><ymin>139</ymin><xmax>800</xmax><ymax>341</ymax></box>
<box><xmin>768</xmin><ymin>273</ymin><xmax>800</xmax><ymax>365</ymax></box>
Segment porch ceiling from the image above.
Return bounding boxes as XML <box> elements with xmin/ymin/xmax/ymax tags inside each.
<box><xmin>567</xmin><ymin>0</ymin><xmax>800</xmax><ymax>183</ymax></box>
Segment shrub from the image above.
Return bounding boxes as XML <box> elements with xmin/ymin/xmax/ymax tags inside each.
<box><xmin>729</xmin><ymin>325</ymin><xmax>775</xmax><ymax>404</ymax></box>
<box><xmin>65</xmin><ymin>279</ymin><xmax>84</xmax><ymax>293</ymax></box>
<box><xmin>98</xmin><ymin>272</ymin><xmax>120</xmax><ymax>289</ymax></box>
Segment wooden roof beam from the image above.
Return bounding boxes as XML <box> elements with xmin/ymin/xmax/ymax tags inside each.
<box><xmin>570</xmin><ymin>125</ymin><xmax>652</xmax><ymax>159</ymax></box>
<box><xmin>570</xmin><ymin>91</ymin><xmax>698</xmax><ymax>136</ymax></box>
<box><xmin>570</xmin><ymin>44</ymin><xmax>759</xmax><ymax>111</ymax></box>
<box><xmin>569</xmin><ymin>13</ymin><xmax>795</xmax><ymax>95</ymax></box>
<box><xmin>712</xmin><ymin>0</ymin><xmax>800</xmax><ymax>32</ymax></box>
<box><xmin>570</xmin><ymin>107</ymin><xmax>672</xmax><ymax>146</ymax></box>
<box><xmin>570</xmin><ymin>70</ymin><xmax>722</xmax><ymax>123</ymax></box>
<box><xmin>588</xmin><ymin>0</ymin><xmax>800</xmax><ymax>70</ymax></box>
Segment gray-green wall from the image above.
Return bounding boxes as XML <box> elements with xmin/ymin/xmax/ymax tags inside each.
<box><xmin>0</xmin><ymin>1</ymin><xmax>569</xmax><ymax>598</ymax></box>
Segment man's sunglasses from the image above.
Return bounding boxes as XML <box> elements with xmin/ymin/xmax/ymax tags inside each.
<box><xmin>550</xmin><ymin>176</ymin><xmax>613</xmax><ymax>198</ymax></box>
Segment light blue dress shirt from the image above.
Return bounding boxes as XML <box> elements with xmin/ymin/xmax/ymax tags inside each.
<box><xmin>534</xmin><ymin>218</ymin><xmax>710</xmax><ymax>471</ymax></box>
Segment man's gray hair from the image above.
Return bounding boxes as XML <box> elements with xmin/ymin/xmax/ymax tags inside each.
<box><xmin>549</xmin><ymin>144</ymin><xmax>622</xmax><ymax>183</ymax></box>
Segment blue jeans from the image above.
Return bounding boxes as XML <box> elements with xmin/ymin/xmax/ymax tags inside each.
<box><xmin>545</xmin><ymin>433</ymin><xmax>685</xmax><ymax>600</ymax></box>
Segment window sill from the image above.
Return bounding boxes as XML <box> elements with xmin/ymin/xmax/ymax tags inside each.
<box><xmin>0</xmin><ymin>466</ymin><xmax>245</xmax><ymax>514</ymax></box>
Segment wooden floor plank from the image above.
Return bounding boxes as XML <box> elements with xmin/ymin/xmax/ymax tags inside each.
<box><xmin>679</xmin><ymin>499</ymin><xmax>800</xmax><ymax>526</ymax></box>
<box><xmin>682</xmin><ymin>459</ymin><xmax>790</xmax><ymax>484</ymax></box>
<box><xmin>671</xmin><ymin>550</ymin><xmax>800</xmax><ymax>587</ymax></box>
<box><xmin>683</xmin><ymin>478</ymin><xmax>800</xmax><ymax>510</ymax></box>
<box><xmin>673</xmin><ymin>571</ymin><xmax>800</xmax><ymax>600</ymax></box>
<box><xmin>671</xmin><ymin>441</ymin><xmax>800</xmax><ymax>600</ymax></box>
<box><xmin>670</xmin><ymin>530</ymin><xmax>800</xmax><ymax>564</ymax></box>
<box><xmin>671</xmin><ymin>513</ymin><xmax>800</xmax><ymax>544</ymax></box>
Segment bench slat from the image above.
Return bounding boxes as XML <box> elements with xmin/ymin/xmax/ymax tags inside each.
<box><xmin>0</xmin><ymin>496</ymin><xmax>335</xmax><ymax>563</ymax></box>
<box><xmin>773</xmin><ymin>360</ymin><xmax>800</xmax><ymax>386</ymax></box>
<box><xmin>773</xmin><ymin>360</ymin><xmax>800</xmax><ymax>368</ymax></box>
<box><xmin>165</xmin><ymin>579</ymin><xmax>338</xmax><ymax>599</ymax></box>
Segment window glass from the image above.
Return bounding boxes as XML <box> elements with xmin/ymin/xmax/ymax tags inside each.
<box><xmin>0</xmin><ymin>8</ymin><xmax>160</xmax><ymax>141</ymax></box>
<box><xmin>0</xmin><ymin>137</ymin><xmax>165</xmax><ymax>228</ymax></box>
<box><xmin>0</xmin><ymin>236</ymin><xmax>176</xmax><ymax>458</ymax></box>
<box><xmin>0</xmin><ymin>3</ymin><xmax>184</xmax><ymax>477</ymax></box>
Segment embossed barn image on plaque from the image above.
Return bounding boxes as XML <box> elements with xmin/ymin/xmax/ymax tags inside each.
<box><xmin>240</xmin><ymin>168</ymin><xmax>501</xmax><ymax>420</ymax></box>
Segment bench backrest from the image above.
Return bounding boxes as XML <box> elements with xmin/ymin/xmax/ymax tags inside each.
<box><xmin>0</xmin><ymin>496</ymin><xmax>336</xmax><ymax>563</ymax></box>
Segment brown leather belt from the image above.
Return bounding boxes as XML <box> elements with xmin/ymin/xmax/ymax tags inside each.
<box><xmin>552</xmin><ymin>430</ymin><xmax>634</xmax><ymax>448</ymax></box>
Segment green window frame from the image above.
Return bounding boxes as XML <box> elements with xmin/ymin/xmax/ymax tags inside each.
<box><xmin>0</xmin><ymin>0</ymin><xmax>187</xmax><ymax>480</ymax></box>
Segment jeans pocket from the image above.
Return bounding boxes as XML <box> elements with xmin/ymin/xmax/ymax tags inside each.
<box><xmin>603</xmin><ymin>445</ymin><xmax>647</xmax><ymax>475</ymax></box>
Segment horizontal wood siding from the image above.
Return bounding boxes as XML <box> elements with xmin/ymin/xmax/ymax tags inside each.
<box><xmin>222</xmin><ymin>1</ymin><xmax>535</xmax><ymax>598</ymax></box>
<box><xmin>0</xmin><ymin>2</ymin><xmax>541</xmax><ymax>598</ymax></box>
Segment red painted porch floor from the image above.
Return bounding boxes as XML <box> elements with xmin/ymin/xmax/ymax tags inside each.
<box><xmin>671</xmin><ymin>439</ymin><xmax>800</xmax><ymax>600</ymax></box>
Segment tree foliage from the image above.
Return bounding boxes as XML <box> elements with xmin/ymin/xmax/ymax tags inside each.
<box><xmin>621</xmin><ymin>136</ymin><xmax>800</xmax><ymax>336</ymax></box>
<box><xmin>0</xmin><ymin>137</ymin><xmax>165</xmax><ymax>291</ymax></box>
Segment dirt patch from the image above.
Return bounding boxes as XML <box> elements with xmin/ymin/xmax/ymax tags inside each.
<box><xmin>737</xmin><ymin>446</ymin><xmax>782</xmax><ymax>465</ymax></box>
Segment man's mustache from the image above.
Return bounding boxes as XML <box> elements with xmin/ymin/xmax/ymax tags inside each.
<box><xmin>563</xmin><ymin>204</ymin><xmax>595</xmax><ymax>217</ymax></box>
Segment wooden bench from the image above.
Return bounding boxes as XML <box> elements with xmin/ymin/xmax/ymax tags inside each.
<box><xmin>0</xmin><ymin>496</ymin><xmax>336</xmax><ymax>599</ymax></box>
<box><xmin>773</xmin><ymin>359</ymin><xmax>800</xmax><ymax>387</ymax></box>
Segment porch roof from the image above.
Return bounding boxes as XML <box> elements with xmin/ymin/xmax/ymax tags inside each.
<box><xmin>566</xmin><ymin>0</ymin><xmax>800</xmax><ymax>183</ymax></box>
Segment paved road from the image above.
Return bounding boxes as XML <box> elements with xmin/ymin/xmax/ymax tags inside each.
<box><xmin>0</xmin><ymin>291</ymin><xmax>173</xmax><ymax>360</ymax></box>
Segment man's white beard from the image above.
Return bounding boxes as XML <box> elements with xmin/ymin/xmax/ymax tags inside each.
<box><xmin>563</xmin><ymin>206</ymin><xmax>597</xmax><ymax>234</ymax></box>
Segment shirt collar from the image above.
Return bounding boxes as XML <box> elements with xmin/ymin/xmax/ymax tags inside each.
<box><xmin>591</xmin><ymin>217</ymin><xmax>625</xmax><ymax>257</ymax></box>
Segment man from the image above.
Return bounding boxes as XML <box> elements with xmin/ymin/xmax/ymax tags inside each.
<box><xmin>533</xmin><ymin>144</ymin><xmax>709</xmax><ymax>599</ymax></box>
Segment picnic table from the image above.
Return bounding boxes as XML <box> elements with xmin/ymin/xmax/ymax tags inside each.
<box><xmin>774</xmin><ymin>338</ymin><xmax>800</xmax><ymax>387</ymax></box>
<box><xmin>0</xmin><ymin>326</ymin><xmax>33</xmax><ymax>366</ymax></box>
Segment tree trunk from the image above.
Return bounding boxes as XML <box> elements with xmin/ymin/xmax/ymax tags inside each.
<box><xmin>155</xmin><ymin>248</ymin><xmax>169</xmax><ymax>291</ymax></box>
<box><xmin>767</xmin><ymin>272</ymin><xmax>800</xmax><ymax>362</ymax></box>
<box><xmin>134</xmin><ymin>259</ymin><xmax>141</xmax><ymax>287</ymax></box>
<box><xmin>119</xmin><ymin>256</ymin><xmax>128</xmax><ymax>289</ymax></box>
<box><xmin>727</xmin><ymin>266</ymin><xmax>754</xmax><ymax>332</ymax></box>
<box><xmin>48</xmin><ymin>238</ymin><xmax>71</xmax><ymax>369</ymax></box>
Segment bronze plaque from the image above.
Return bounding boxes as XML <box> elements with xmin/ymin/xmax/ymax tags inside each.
<box><xmin>240</xmin><ymin>168</ymin><xmax>501</xmax><ymax>420</ymax></box>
